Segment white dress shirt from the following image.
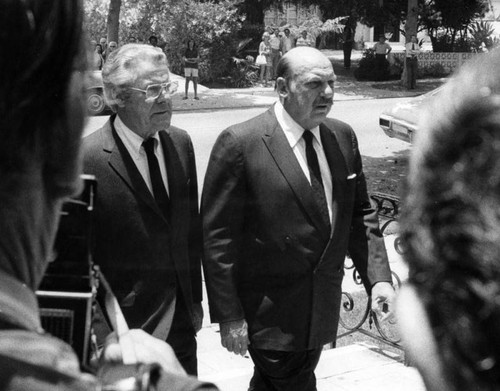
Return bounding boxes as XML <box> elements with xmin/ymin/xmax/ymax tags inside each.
<box><xmin>274</xmin><ymin>102</ymin><xmax>333</xmax><ymax>223</ymax></box>
<box><xmin>405</xmin><ymin>42</ymin><xmax>420</xmax><ymax>58</ymax></box>
<box><xmin>114</xmin><ymin>115</ymin><xmax>170</xmax><ymax>196</ymax></box>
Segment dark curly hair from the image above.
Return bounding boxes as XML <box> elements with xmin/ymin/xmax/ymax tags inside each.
<box><xmin>401</xmin><ymin>48</ymin><xmax>500</xmax><ymax>390</ymax></box>
<box><xmin>0</xmin><ymin>0</ymin><xmax>86</xmax><ymax>195</ymax></box>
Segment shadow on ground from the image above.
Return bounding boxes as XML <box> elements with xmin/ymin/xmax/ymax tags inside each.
<box><xmin>362</xmin><ymin>150</ymin><xmax>410</xmax><ymax>198</ymax></box>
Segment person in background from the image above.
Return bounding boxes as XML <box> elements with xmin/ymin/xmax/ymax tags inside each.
<box><xmin>342</xmin><ymin>19</ymin><xmax>355</xmax><ymax>69</ymax></box>
<box><xmin>405</xmin><ymin>34</ymin><xmax>420</xmax><ymax>89</ymax></box>
<box><xmin>149</xmin><ymin>35</ymin><xmax>158</xmax><ymax>47</ymax></box>
<box><xmin>94</xmin><ymin>43</ymin><xmax>104</xmax><ymax>70</ymax></box>
<box><xmin>281</xmin><ymin>28</ymin><xmax>295</xmax><ymax>54</ymax></box>
<box><xmin>397</xmin><ymin>48</ymin><xmax>500</xmax><ymax>391</ymax></box>
<box><xmin>183</xmin><ymin>39</ymin><xmax>200</xmax><ymax>100</ymax></box>
<box><xmin>296</xmin><ymin>29</ymin><xmax>312</xmax><ymax>47</ymax></box>
<box><xmin>258</xmin><ymin>31</ymin><xmax>272</xmax><ymax>87</ymax></box>
<box><xmin>269</xmin><ymin>28</ymin><xmax>281</xmax><ymax>80</ymax></box>
<box><xmin>0</xmin><ymin>1</ymin><xmax>216</xmax><ymax>390</ymax></box>
<box><xmin>83</xmin><ymin>43</ymin><xmax>204</xmax><ymax>377</ymax></box>
<box><xmin>202</xmin><ymin>47</ymin><xmax>394</xmax><ymax>391</ymax></box>
<box><xmin>372</xmin><ymin>34</ymin><xmax>391</xmax><ymax>80</ymax></box>
<box><xmin>100</xmin><ymin>36</ymin><xmax>107</xmax><ymax>60</ymax></box>
<box><xmin>107</xmin><ymin>41</ymin><xmax>118</xmax><ymax>57</ymax></box>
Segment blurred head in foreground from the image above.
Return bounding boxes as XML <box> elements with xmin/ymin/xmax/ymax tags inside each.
<box><xmin>397</xmin><ymin>48</ymin><xmax>500</xmax><ymax>391</ymax></box>
<box><xmin>0</xmin><ymin>0</ymin><xmax>86</xmax><ymax>290</ymax></box>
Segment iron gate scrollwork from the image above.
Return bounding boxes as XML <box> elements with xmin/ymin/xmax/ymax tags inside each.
<box><xmin>337</xmin><ymin>192</ymin><xmax>405</xmax><ymax>353</ymax></box>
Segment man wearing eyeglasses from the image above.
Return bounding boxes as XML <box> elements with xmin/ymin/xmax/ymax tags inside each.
<box><xmin>83</xmin><ymin>44</ymin><xmax>203</xmax><ymax>376</ymax></box>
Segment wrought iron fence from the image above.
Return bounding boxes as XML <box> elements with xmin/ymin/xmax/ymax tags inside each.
<box><xmin>337</xmin><ymin>192</ymin><xmax>405</xmax><ymax>356</ymax></box>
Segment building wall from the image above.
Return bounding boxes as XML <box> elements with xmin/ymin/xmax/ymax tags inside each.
<box><xmin>264</xmin><ymin>3</ymin><xmax>321</xmax><ymax>27</ymax></box>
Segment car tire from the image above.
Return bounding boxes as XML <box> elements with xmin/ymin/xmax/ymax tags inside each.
<box><xmin>87</xmin><ymin>89</ymin><xmax>106</xmax><ymax>115</ymax></box>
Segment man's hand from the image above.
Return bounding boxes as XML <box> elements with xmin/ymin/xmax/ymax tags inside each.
<box><xmin>192</xmin><ymin>302</ymin><xmax>204</xmax><ymax>333</ymax></box>
<box><xmin>102</xmin><ymin>329</ymin><xmax>186</xmax><ymax>375</ymax></box>
<box><xmin>371</xmin><ymin>281</ymin><xmax>395</xmax><ymax>322</ymax></box>
<box><xmin>219</xmin><ymin>319</ymin><xmax>249</xmax><ymax>356</ymax></box>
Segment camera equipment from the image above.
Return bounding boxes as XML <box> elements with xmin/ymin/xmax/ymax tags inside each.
<box><xmin>36</xmin><ymin>175</ymin><xmax>164</xmax><ymax>390</ymax></box>
<box><xmin>37</xmin><ymin>174</ymin><xmax>97</xmax><ymax>366</ymax></box>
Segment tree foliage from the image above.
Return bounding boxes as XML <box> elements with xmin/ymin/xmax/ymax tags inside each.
<box><xmin>420</xmin><ymin>0</ymin><xmax>489</xmax><ymax>51</ymax></box>
<box><xmin>84</xmin><ymin>0</ymin><xmax>108</xmax><ymax>42</ymax></box>
<box><xmin>236</xmin><ymin>0</ymin><xmax>279</xmax><ymax>24</ymax></box>
<box><xmin>83</xmin><ymin>0</ymin><xmax>243</xmax><ymax>82</ymax></box>
<box><xmin>300</xmin><ymin>0</ymin><xmax>489</xmax><ymax>51</ymax></box>
<box><xmin>158</xmin><ymin>0</ymin><xmax>243</xmax><ymax>81</ymax></box>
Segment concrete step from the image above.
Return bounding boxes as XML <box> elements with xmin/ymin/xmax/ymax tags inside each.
<box><xmin>197</xmin><ymin>337</ymin><xmax>425</xmax><ymax>391</ymax></box>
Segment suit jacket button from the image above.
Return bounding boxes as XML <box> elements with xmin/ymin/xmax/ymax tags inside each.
<box><xmin>284</xmin><ymin>236</ymin><xmax>292</xmax><ymax>243</ymax></box>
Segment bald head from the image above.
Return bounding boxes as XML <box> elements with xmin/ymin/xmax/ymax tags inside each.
<box><xmin>277</xmin><ymin>47</ymin><xmax>334</xmax><ymax>81</ymax></box>
<box><xmin>275</xmin><ymin>47</ymin><xmax>335</xmax><ymax>129</ymax></box>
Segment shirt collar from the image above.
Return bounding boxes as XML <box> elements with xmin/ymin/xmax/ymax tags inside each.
<box><xmin>274</xmin><ymin>101</ymin><xmax>320</xmax><ymax>148</ymax></box>
<box><xmin>114</xmin><ymin>115</ymin><xmax>161</xmax><ymax>158</ymax></box>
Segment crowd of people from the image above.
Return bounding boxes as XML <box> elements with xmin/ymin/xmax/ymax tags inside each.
<box><xmin>90</xmin><ymin>35</ymin><xmax>157</xmax><ymax>70</ymax></box>
<box><xmin>3</xmin><ymin>1</ymin><xmax>500</xmax><ymax>391</ymax></box>
<box><xmin>257</xmin><ymin>27</ymin><xmax>312</xmax><ymax>86</ymax></box>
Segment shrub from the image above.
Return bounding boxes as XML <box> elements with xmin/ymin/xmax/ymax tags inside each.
<box><xmin>431</xmin><ymin>32</ymin><xmax>474</xmax><ymax>52</ymax></box>
<box><xmin>238</xmin><ymin>23</ymin><xmax>265</xmax><ymax>55</ymax></box>
<box><xmin>468</xmin><ymin>20</ymin><xmax>496</xmax><ymax>52</ymax></box>
<box><xmin>418</xmin><ymin>62</ymin><xmax>447</xmax><ymax>78</ymax></box>
<box><xmin>225</xmin><ymin>56</ymin><xmax>260</xmax><ymax>87</ymax></box>
<box><xmin>354</xmin><ymin>49</ymin><xmax>394</xmax><ymax>81</ymax></box>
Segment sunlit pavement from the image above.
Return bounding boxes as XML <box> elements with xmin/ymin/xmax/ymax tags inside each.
<box><xmin>197</xmin><ymin>234</ymin><xmax>426</xmax><ymax>391</ymax></box>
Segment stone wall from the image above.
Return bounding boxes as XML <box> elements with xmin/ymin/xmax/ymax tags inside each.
<box><xmin>392</xmin><ymin>52</ymin><xmax>478</xmax><ymax>73</ymax></box>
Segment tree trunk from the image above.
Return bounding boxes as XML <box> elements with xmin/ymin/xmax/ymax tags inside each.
<box><xmin>402</xmin><ymin>0</ymin><xmax>418</xmax><ymax>89</ymax></box>
<box><xmin>107</xmin><ymin>0</ymin><xmax>121</xmax><ymax>44</ymax></box>
<box><xmin>240</xmin><ymin>1</ymin><xmax>265</xmax><ymax>25</ymax></box>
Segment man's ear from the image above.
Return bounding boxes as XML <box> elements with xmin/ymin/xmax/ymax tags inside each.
<box><xmin>110</xmin><ymin>89</ymin><xmax>127</xmax><ymax>108</ymax></box>
<box><xmin>276</xmin><ymin>77</ymin><xmax>289</xmax><ymax>99</ymax></box>
<box><xmin>396</xmin><ymin>284</ymin><xmax>450</xmax><ymax>391</ymax></box>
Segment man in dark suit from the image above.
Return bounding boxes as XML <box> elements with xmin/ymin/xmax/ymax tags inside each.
<box><xmin>83</xmin><ymin>44</ymin><xmax>203</xmax><ymax>376</ymax></box>
<box><xmin>202</xmin><ymin>47</ymin><xmax>395</xmax><ymax>390</ymax></box>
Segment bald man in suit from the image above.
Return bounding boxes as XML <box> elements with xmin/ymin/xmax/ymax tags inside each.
<box><xmin>202</xmin><ymin>47</ymin><xmax>394</xmax><ymax>390</ymax></box>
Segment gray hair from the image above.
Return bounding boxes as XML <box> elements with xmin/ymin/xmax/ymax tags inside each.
<box><xmin>102</xmin><ymin>44</ymin><xmax>170</xmax><ymax>111</ymax></box>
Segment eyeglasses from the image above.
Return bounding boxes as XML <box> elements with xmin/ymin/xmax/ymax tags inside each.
<box><xmin>129</xmin><ymin>81</ymin><xmax>178</xmax><ymax>100</ymax></box>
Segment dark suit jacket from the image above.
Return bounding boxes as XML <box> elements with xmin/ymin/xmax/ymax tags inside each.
<box><xmin>83</xmin><ymin>115</ymin><xmax>202</xmax><ymax>335</ymax></box>
<box><xmin>202</xmin><ymin>107</ymin><xmax>391</xmax><ymax>351</ymax></box>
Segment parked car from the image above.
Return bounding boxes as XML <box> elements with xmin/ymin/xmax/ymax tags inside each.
<box><xmin>379</xmin><ymin>87</ymin><xmax>443</xmax><ymax>143</ymax></box>
<box><xmin>86</xmin><ymin>70</ymin><xmax>108</xmax><ymax>116</ymax></box>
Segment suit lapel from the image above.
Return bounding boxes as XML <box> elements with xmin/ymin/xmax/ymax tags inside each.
<box><xmin>103</xmin><ymin>118</ymin><xmax>168</xmax><ymax>223</ymax></box>
<box><xmin>262</xmin><ymin>111</ymin><xmax>330</xmax><ymax>236</ymax></box>
<box><xmin>159</xmin><ymin>130</ymin><xmax>188</xmax><ymax>242</ymax></box>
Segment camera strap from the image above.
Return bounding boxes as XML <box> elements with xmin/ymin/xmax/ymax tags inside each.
<box><xmin>97</xmin><ymin>268</ymin><xmax>138</xmax><ymax>365</ymax></box>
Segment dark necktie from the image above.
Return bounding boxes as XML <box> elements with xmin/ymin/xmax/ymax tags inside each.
<box><xmin>303</xmin><ymin>130</ymin><xmax>331</xmax><ymax>230</ymax></box>
<box><xmin>143</xmin><ymin>138</ymin><xmax>170</xmax><ymax>218</ymax></box>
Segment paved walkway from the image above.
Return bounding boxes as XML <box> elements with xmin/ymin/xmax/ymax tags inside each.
<box><xmin>170</xmin><ymin>49</ymin><xmax>445</xmax><ymax>112</ymax></box>
<box><xmin>196</xmin><ymin>234</ymin><xmax>426</xmax><ymax>391</ymax></box>
<box><xmin>168</xmin><ymin>52</ymin><xmax>433</xmax><ymax>389</ymax></box>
